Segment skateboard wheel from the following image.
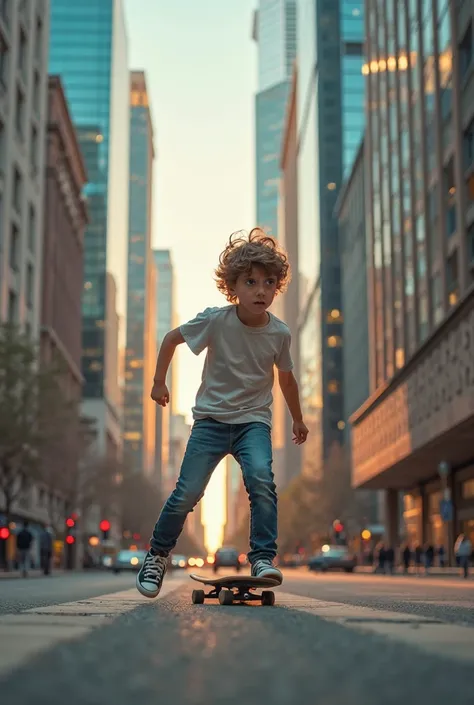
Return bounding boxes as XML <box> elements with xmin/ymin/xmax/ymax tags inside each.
<box><xmin>261</xmin><ymin>590</ymin><xmax>275</xmax><ymax>606</ymax></box>
<box><xmin>192</xmin><ymin>589</ymin><xmax>205</xmax><ymax>604</ymax></box>
<box><xmin>219</xmin><ymin>589</ymin><xmax>234</xmax><ymax>605</ymax></box>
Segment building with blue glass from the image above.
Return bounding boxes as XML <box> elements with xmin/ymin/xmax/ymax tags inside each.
<box><xmin>49</xmin><ymin>0</ymin><xmax>130</xmax><ymax>457</ymax></box>
<box><xmin>124</xmin><ymin>71</ymin><xmax>156</xmax><ymax>477</ymax></box>
<box><xmin>296</xmin><ymin>0</ymin><xmax>365</xmax><ymax>475</ymax></box>
<box><xmin>253</xmin><ymin>0</ymin><xmax>297</xmax><ymax>237</ymax></box>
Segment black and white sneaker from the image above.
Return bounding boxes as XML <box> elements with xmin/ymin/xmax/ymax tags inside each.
<box><xmin>136</xmin><ymin>551</ymin><xmax>168</xmax><ymax>598</ymax></box>
<box><xmin>251</xmin><ymin>558</ymin><xmax>283</xmax><ymax>584</ymax></box>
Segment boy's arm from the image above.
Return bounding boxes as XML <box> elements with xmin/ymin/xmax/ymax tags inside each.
<box><xmin>153</xmin><ymin>327</ymin><xmax>185</xmax><ymax>384</ymax></box>
<box><xmin>277</xmin><ymin>370</ymin><xmax>309</xmax><ymax>444</ymax></box>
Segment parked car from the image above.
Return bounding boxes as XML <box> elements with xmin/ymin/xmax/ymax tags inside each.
<box><xmin>112</xmin><ymin>549</ymin><xmax>147</xmax><ymax>574</ymax></box>
<box><xmin>213</xmin><ymin>546</ymin><xmax>242</xmax><ymax>573</ymax></box>
<box><xmin>308</xmin><ymin>545</ymin><xmax>357</xmax><ymax>573</ymax></box>
<box><xmin>170</xmin><ymin>554</ymin><xmax>188</xmax><ymax>569</ymax></box>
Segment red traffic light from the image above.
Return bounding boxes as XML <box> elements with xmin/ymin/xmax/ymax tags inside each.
<box><xmin>66</xmin><ymin>517</ymin><xmax>75</xmax><ymax>528</ymax></box>
<box><xmin>333</xmin><ymin>522</ymin><xmax>344</xmax><ymax>533</ymax></box>
<box><xmin>132</xmin><ymin>533</ymin><xmax>141</xmax><ymax>540</ymax></box>
<box><xmin>0</xmin><ymin>527</ymin><xmax>10</xmax><ymax>540</ymax></box>
<box><xmin>99</xmin><ymin>519</ymin><xmax>111</xmax><ymax>532</ymax></box>
<box><xmin>65</xmin><ymin>535</ymin><xmax>75</xmax><ymax>545</ymax></box>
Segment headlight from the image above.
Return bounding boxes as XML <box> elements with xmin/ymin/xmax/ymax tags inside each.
<box><xmin>195</xmin><ymin>558</ymin><xmax>204</xmax><ymax>568</ymax></box>
<box><xmin>130</xmin><ymin>557</ymin><xmax>139</xmax><ymax>566</ymax></box>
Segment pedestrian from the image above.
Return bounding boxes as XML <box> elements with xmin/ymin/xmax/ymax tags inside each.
<box><xmin>137</xmin><ymin>229</ymin><xmax>308</xmax><ymax>598</ymax></box>
<box><xmin>385</xmin><ymin>546</ymin><xmax>395</xmax><ymax>574</ymax></box>
<box><xmin>16</xmin><ymin>521</ymin><xmax>34</xmax><ymax>578</ymax></box>
<box><xmin>438</xmin><ymin>544</ymin><xmax>445</xmax><ymax>568</ymax></box>
<box><xmin>402</xmin><ymin>544</ymin><xmax>411</xmax><ymax>574</ymax></box>
<box><xmin>414</xmin><ymin>544</ymin><xmax>423</xmax><ymax>575</ymax></box>
<box><xmin>425</xmin><ymin>544</ymin><xmax>434</xmax><ymax>574</ymax></box>
<box><xmin>40</xmin><ymin>525</ymin><xmax>54</xmax><ymax>575</ymax></box>
<box><xmin>454</xmin><ymin>533</ymin><xmax>472</xmax><ymax>579</ymax></box>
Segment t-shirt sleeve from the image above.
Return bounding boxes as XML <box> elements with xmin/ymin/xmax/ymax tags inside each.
<box><xmin>275</xmin><ymin>329</ymin><xmax>294</xmax><ymax>371</ymax></box>
<box><xmin>179</xmin><ymin>307</ymin><xmax>218</xmax><ymax>355</ymax></box>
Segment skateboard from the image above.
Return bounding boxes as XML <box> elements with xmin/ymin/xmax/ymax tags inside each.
<box><xmin>189</xmin><ymin>572</ymin><xmax>279</xmax><ymax>606</ymax></box>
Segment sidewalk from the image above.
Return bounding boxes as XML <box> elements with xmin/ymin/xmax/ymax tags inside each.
<box><xmin>0</xmin><ymin>569</ymin><xmax>67</xmax><ymax>580</ymax></box>
<box><xmin>356</xmin><ymin>565</ymin><xmax>471</xmax><ymax>578</ymax></box>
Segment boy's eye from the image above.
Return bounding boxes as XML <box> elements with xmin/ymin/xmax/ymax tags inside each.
<box><xmin>266</xmin><ymin>279</ymin><xmax>276</xmax><ymax>286</ymax></box>
<box><xmin>246</xmin><ymin>279</ymin><xmax>256</xmax><ymax>285</ymax></box>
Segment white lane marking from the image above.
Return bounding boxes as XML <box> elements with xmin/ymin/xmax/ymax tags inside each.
<box><xmin>276</xmin><ymin>592</ymin><xmax>474</xmax><ymax>663</ymax></box>
<box><xmin>0</xmin><ymin>576</ymin><xmax>186</xmax><ymax>678</ymax></box>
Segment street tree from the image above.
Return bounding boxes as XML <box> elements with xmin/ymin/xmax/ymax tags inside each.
<box><xmin>0</xmin><ymin>324</ymin><xmax>76</xmax><ymax>523</ymax></box>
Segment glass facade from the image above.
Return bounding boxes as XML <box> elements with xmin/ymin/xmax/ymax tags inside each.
<box><xmin>256</xmin><ymin>81</ymin><xmax>291</xmax><ymax>236</ymax></box>
<box><xmin>297</xmin><ymin>0</ymin><xmax>365</xmax><ymax>470</ymax></box>
<box><xmin>255</xmin><ymin>1</ymin><xmax>297</xmax><ymax>239</ymax></box>
<box><xmin>124</xmin><ymin>74</ymin><xmax>155</xmax><ymax>474</ymax></box>
<box><xmin>364</xmin><ymin>0</ymin><xmax>470</xmax><ymax>394</ymax></box>
<box><xmin>256</xmin><ymin>0</ymin><xmax>297</xmax><ymax>93</ymax></box>
<box><xmin>49</xmin><ymin>0</ymin><xmax>129</xmax><ymax>407</ymax></box>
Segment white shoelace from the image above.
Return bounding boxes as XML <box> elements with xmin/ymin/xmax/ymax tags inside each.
<box><xmin>252</xmin><ymin>559</ymin><xmax>273</xmax><ymax>575</ymax></box>
<box><xmin>142</xmin><ymin>554</ymin><xmax>167</xmax><ymax>583</ymax></box>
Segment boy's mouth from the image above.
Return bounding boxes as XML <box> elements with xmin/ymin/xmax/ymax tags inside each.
<box><xmin>253</xmin><ymin>301</ymin><xmax>266</xmax><ymax>307</ymax></box>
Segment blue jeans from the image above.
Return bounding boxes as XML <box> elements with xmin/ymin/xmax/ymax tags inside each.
<box><xmin>150</xmin><ymin>418</ymin><xmax>277</xmax><ymax>563</ymax></box>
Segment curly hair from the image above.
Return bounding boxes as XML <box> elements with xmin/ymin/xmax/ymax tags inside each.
<box><xmin>215</xmin><ymin>228</ymin><xmax>291</xmax><ymax>303</ymax></box>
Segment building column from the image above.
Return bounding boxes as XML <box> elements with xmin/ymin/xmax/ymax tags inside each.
<box><xmin>384</xmin><ymin>489</ymin><xmax>399</xmax><ymax>549</ymax></box>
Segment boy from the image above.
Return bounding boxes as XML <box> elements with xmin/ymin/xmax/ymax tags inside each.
<box><xmin>137</xmin><ymin>229</ymin><xmax>308</xmax><ymax>598</ymax></box>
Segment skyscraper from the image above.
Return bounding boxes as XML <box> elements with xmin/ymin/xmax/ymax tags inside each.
<box><xmin>296</xmin><ymin>0</ymin><xmax>365</xmax><ymax>475</ymax></box>
<box><xmin>253</xmin><ymin>0</ymin><xmax>297</xmax><ymax>237</ymax></box>
<box><xmin>0</xmin><ymin>1</ymin><xmax>50</xmax><ymax>334</ymax></box>
<box><xmin>124</xmin><ymin>71</ymin><xmax>156</xmax><ymax>477</ymax></box>
<box><xmin>49</xmin><ymin>0</ymin><xmax>130</xmax><ymax>458</ymax></box>
<box><xmin>351</xmin><ymin>0</ymin><xmax>474</xmax><ymax>556</ymax></box>
<box><xmin>153</xmin><ymin>249</ymin><xmax>175</xmax><ymax>491</ymax></box>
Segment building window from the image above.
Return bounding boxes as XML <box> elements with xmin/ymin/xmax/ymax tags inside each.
<box><xmin>459</xmin><ymin>22</ymin><xmax>473</xmax><ymax>79</ymax></box>
<box><xmin>444</xmin><ymin>160</ymin><xmax>456</xmax><ymax>237</ymax></box>
<box><xmin>9</xmin><ymin>223</ymin><xmax>19</xmax><ymax>271</ymax></box>
<box><xmin>12</xmin><ymin>166</ymin><xmax>22</xmax><ymax>212</ymax></box>
<box><xmin>28</xmin><ymin>204</ymin><xmax>35</xmax><ymax>252</ymax></box>
<box><xmin>446</xmin><ymin>252</ymin><xmax>459</xmax><ymax>307</ymax></box>
<box><xmin>463</xmin><ymin>118</ymin><xmax>474</xmax><ymax>172</ymax></box>
<box><xmin>327</xmin><ymin>335</ymin><xmax>342</xmax><ymax>348</ymax></box>
<box><xmin>0</xmin><ymin>33</ymin><xmax>8</xmax><ymax>87</ymax></box>
<box><xmin>15</xmin><ymin>86</ymin><xmax>25</xmax><ymax>139</ymax></box>
<box><xmin>431</xmin><ymin>272</ymin><xmax>443</xmax><ymax>325</ymax></box>
<box><xmin>33</xmin><ymin>71</ymin><xmax>40</xmax><ymax>115</ymax></box>
<box><xmin>30</xmin><ymin>124</ymin><xmax>38</xmax><ymax>174</ymax></box>
<box><xmin>462</xmin><ymin>479</ymin><xmax>474</xmax><ymax>499</ymax></box>
<box><xmin>35</xmin><ymin>16</ymin><xmax>43</xmax><ymax>61</ymax></box>
<box><xmin>26</xmin><ymin>263</ymin><xmax>33</xmax><ymax>308</ymax></box>
<box><xmin>18</xmin><ymin>27</ymin><xmax>27</xmax><ymax>81</ymax></box>
<box><xmin>8</xmin><ymin>289</ymin><xmax>17</xmax><ymax>323</ymax></box>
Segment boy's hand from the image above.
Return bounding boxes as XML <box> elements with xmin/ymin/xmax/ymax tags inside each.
<box><xmin>151</xmin><ymin>382</ymin><xmax>169</xmax><ymax>407</ymax></box>
<box><xmin>292</xmin><ymin>420</ymin><xmax>309</xmax><ymax>445</ymax></box>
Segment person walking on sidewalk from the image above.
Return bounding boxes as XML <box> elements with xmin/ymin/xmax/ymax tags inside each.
<box><xmin>137</xmin><ymin>229</ymin><xmax>308</xmax><ymax>599</ymax></box>
<box><xmin>454</xmin><ymin>533</ymin><xmax>472</xmax><ymax>579</ymax></box>
<box><xmin>40</xmin><ymin>525</ymin><xmax>54</xmax><ymax>575</ymax></box>
<box><xmin>16</xmin><ymin>521</ymin><xmax>33</xmax><ymax>578</ymax></box>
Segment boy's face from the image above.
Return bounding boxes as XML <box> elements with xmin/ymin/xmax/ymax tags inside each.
<box><xmin>232</xmin><ymin>265</ymin><xmax>278</xmax><ymax>316</ymax></box>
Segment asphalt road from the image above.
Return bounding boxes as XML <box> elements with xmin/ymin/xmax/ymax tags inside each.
<box><xmin>0</xmin><ymin>569</ymin><xmax>473</xmax><ymax>705</ymax></box>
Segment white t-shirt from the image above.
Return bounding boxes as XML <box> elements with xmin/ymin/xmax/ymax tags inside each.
<box><xmin>180</xmin><ymin>305</ymin><xmax>293</xmax><ymax>427</ymax></box>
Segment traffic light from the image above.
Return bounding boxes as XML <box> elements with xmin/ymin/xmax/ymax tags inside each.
<box><xmin>65</xmin><ymin>517</ymin><xmax>76</xmax><ymax>570</ymax></box>
<box><xmin>0</xmin><ymin>527</ymin><xmax>10</xmax><ymax>540</ymax></box>
<box><xmin>332</xmin><ymin>519</ymin><xmax>345</xmax><ymax>545</ymax></box>
<box><xmin>99</xmin><ymin>519</ymin><xmax>111</xmax><ymax>541</ymax></box>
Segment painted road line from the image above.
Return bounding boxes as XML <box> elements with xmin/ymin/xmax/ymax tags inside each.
<box><xmin>276</xmin><ymin>592</ymin><xmax>474</xmax><ymax>663</ymax></box>
<box><xmin>0</xmin><ymin>576</ymin><xmax>186</xmax><ymax>678</ymax></box>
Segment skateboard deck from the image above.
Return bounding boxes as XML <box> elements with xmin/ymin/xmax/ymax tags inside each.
<box><xmin>189</xmin><ymin>573</ymin><xmax>279</xmax><ymax>606</ymax></box>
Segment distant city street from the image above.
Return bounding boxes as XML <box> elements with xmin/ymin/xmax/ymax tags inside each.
<box><xmin>1</xmin><ymin>568</ymin><xmax>474</xmax><ymax>705</ymax></box>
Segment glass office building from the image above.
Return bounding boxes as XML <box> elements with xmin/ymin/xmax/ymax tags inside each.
<box><xmin>124</xmin><ymin>72</ymin><xmax>155</xmax><ymax>476</ymax></box>
<box><xmin>254</xmin><ymin>1</ymin><xmax>297</xmax><ymax>237</ymax></box>
<box><xmin>49</xmin><ymin>0</ymin><xmax>129</xmax><ymax>421</ymax></box>
<box><xmin>297</xmin><ymin>0</ymin><xmax>365</xmax><ymax>474</ymax></box>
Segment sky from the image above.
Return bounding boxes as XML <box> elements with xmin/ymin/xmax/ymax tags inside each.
<box><xmin>124</xmin><ymin>0</ymin><xmax>258</xmax><ymax>551</ymax></box>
